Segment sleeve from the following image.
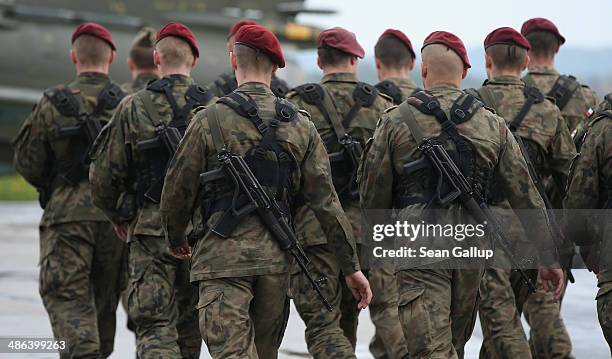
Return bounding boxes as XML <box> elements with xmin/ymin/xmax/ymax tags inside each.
<box><xmin>160</xmin><ymin>116</ymin><xmax>207</xmax><ymax>248</ymax></box>
<box><xmin>12</xmin><ymin>98</ymin><xmax>52</xmax><ymax>188</ymax></box>
<box><xmin>549</xmin><ymin>112</ymin><xmax>577</xmax><ymax>192</ymax></box>
<box><xmin>496</xmin><ymin>122</ymin><xmax>558</xmax><ymax>265</ymax></box>
<box><xmin>300</xmin><ymin>122</ymin><xmax>360</xmax><ymax>274</ymax></box>
<box><xmin>89</xmin><ymin>99</ymin><xmax>132</xmax><ymax>224</ymax></box>
<box><xmin>359</xmin><ymin>116</ymin><xmax>395</xmax><ymax>210</ymax></box>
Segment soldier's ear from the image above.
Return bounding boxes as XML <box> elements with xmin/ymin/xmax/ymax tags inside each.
<box><xmin>485</xmin><ymin>54</ymin><xmax>493</xmax><ymax>72</ymax></box>
<box><xmin>316</xmin><ymin>56</ymin><xmax>323</xmax><ymax>70</ymax></box>
<box><xmin>522</xmin><ymin>55</ymin><xmax>530</xmax><ymax>72</ymax></box>
<box><xmin>230</xmin><ymin>51</ymin><xmax>238</xmax><ymax>70</ymax></box>
<box><xmin>109</xmin><ymin>50</ymin><xmax>115</xmax><ymax>65</ymax></box>
<box><xmin>408</xmin><ymin>58</ymin><xmax>415</xmax><ymax>71</ymax></box>
<box><xmin>70</xmin><ymin>49</ymin><xmax>77</xmax><ymax>65</ymax></box>
<box><xmin>421</xmin><ymin>62</ymin><xmax>427</xmax><ymax>80</ymax></box>
<box><xmin>375</xmin><ymin>57</ymin><xmax>381</xmax><ymax>70</ymax></box>
<box><xmin>153</xmin><ymin>50</ymin><xmax>161</xmax><ymax>66</ymax></box>
<box><xmin>461</xmin><ymin>67</ymin><xmax>468</xmax><ymax>80</ymax></box>
<box><xmin>127</xmin><ymin>57</ymin><xmax>135</xmax><ymax>71</ymax></box>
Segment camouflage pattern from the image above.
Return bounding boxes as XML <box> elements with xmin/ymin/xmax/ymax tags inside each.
<box><xmin>564</xmin><ymin>96</ymin><xmax>612</xmax><ymax>353</ymax></box>
<box><xmin>207</xmin><ymin>70</ymin><xmax>290</xmax><ymax>97</ymax></box>
<box><xmin>523</xmin><ymin>66</ymin><xmax>598</xmax><ymax>133</ymax></box>
<box><xmin>198</xmin><ymin>274</ymin><xmax>290</xmax><ymax>358</ymax></box>
<box><xmin>126</xmin><ymin>235</ymin><xmax>200</xmax><ymax>358</ymax></box>
<box><xmin>122</xmin><ymin>73</ymin><xmax>159</xmax><ymax>93</ymax></box>
<box><xmin>13</xmin><ymin>72</ymin><xmax>126</xmax><ymax>358</ymax></box>
<box><xmin>90</xmin><ymin>74</ymin><xmax>205</xmax><ymax>358</ymax></box>
<box><xmin>472</xmin><ymin>76</ymin><xmax>576</xmax><ymax>359</ymax></box>
<box><xmin>360</xmin><ymin>84</ymin><xmax>559</xmax><ymax>358</ymax></box>
<box><xmin>160</xmin><ymin>82</ymin><xmax>359</xmax><ymax>357</ymax></box>
<box><xmin>382</xmin><ymin>77</ymin><xmax>420</xmax><ymax>103</ymax></box>
<box><xmin>286</xmin><ymin>72</ymin><xmax>392</xmax><ymax>357</ymax></box>
<box><xmin>478</xmin><ymin>269</ymin><xmax>531</xmax><ymax>359</ymax></box>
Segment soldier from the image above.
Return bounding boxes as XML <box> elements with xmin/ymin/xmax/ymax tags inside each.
<box><xmin>159</xmin><ymin>24</ymin><xmax>371</xmax><ymax>358</ymax></box>
<box><xmin>90</xmin><ymin>22</ymin><xmax>213</xmax><ymax>358</ymax></box>
<box><xmin>374</xmin><ymin>29</ymin><xmax>421</xmax><ymax>105</ymax></box>
<box><xmin>367</xmin><ymin>28</ymin><xmax>416</xmax><ymax>359</ymax></box>
<box><xmin>123</xmin><ymin>27</ymin><xmax>160</xmax><ymax>93</ymax></box>
<box><xmin>12</xmin><ymin>22</ymin><xmax>126</xmax><ymax>358</ymax></box>
<box><xmin>359</xmin><ymin>30</ymin><xmax>565</xmax><ymax>358</ymax></box>
<box><xmin>286</xmin><ymin>26</ymin><xmax>393</xmax><ymax>357</ymax></box>
<box><xmin>565</xmin><ymin>94</ymin><xmax>612</xmax><ymax>356</ymax></box>
<box><xmin>207</xmin><ymin>19</ymin><xmax>291</xmax><ymax>98</ymax></box>
<box><xmin>467</xmin><ymin>27</ymin><xmax>576</xmax><ymax>359</ymax></box>
<box><xmin>520</xmin><ymin>17</ymin><xmax>596</xmax><ymax>358</ymax></box>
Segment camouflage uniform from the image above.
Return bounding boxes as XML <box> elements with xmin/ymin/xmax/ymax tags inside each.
<box><xmin>564</xmin><ymin>94</ymin><xmax>612</xmax><ymax>356</ymax></box>
<box><xmin>522</xmin><ymin>67</ymin><xmax>595</xmax><ymax>358</ymax></box>
<box><xmin>160</xmin><ymin>82</ymin><xmax>360</xmax><ymax>358</ymax></box>
<box><xmin>90</xmin><ymin>75</ymin><xmax>209</xmax><ymax>359</ymax></box>
<box><xmin>122</xmin><ymin>73</ymin><xmax>159</xmax><ymax>93</ymax></box>
<box><xmin>208</xmin><ymin>70</ymin><xmax>290</xmax><ymax>98</ymax></box>
<box><xmin>360</xmin><ymin>84</ymin><xmax>558</xmax><ymax>359</ymax></box>
<box><xmin>287</xmin><ymin>72</ymin><xmax>393</xmax><ymax>358</ymax></box>
<box><xmin>13</xmin><ymin>72</ymin><xmax>126</xmax><ymax>358</ymax></box>
<box><xmin>375</xmin><ymin>77</ymin><xmax>420</xmax><ymax>105</ymax></box>
<box><xmin>469</xmin><ymin>76</ymin><xmax>576</xmax><ymax>359</ymax></box>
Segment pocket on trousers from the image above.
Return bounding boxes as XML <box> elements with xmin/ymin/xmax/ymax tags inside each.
<box><xmin>397</xmin><ymin>285</ymin><xmax>431</xmax><ymax>351</ymax></box>
<box><xmin>197</xmin><ymin>290</ymin><xmax>224</xmax><ymax>353</ymax></box>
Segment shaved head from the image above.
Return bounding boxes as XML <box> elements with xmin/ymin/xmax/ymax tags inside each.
<box><xmin>422</xmin><ymin>44</ymin><xmax>463</xmax><ymax>79</ymax></box>
<box><xmin>233</xmin><ymin>43</ymin><xmax>274</xmax><ymax>74</ymax></box>
<box><xmin>72</xmin><ymin>34</ymin><xmax>112</xmax><ymax>67</ymax></box>
<box><xmin>155</xmin><ymin>36</ymin><xmax>194</xmax><ymax>68</ymax></box>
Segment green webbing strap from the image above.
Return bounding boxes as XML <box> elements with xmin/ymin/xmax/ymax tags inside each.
<box><xmin>477</xmin><ymin>87</ymin><xmax>499</xmax><ymax>110</ymax></box>
<box><xmin>320</xmin><ymin>86</ymin><xmax>348</xmax><ymax>140</ymax></box>
<box><xmin>206</xmin><ymin>105</ymin><xmax>227</xmax><ymax>153</ymax></box>
<box><xmin>139</xmin><ymin>92</ymin><xmax>166</xmax><ymax>127</ymax></box>
<box><xmin>399</xmin><ymin>102</ymin><xmax>426</xmax><ymax>146</ymax></box>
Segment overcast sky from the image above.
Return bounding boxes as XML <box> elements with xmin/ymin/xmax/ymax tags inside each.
<box><xmin>299</xmin><ymin>0</ymin><xmax>612</xmax><ymax>54</ymax></box>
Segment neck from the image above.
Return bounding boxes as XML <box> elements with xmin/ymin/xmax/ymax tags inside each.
<box><xmin>378</xmin><ymin>67</ymin><xmax>410</xmax><ymax>81</ymax></box>
<box><xmin>236</xmin><ymin>69</ymin><xmax>272</xmax><ymax>87</ymax></box>
<box><xmin>489</xmin><ymin>67</ymin><xmax>521</xmax><ymax>79</ymax></box>
<box><xmin>424</xmin><ymin>78</ymin><xmax>461</xmax><ymax>89</ymax></box>
<box><xmin>322</xmin><ymin>65</ymin><xmax>356</xmax><ymax>76</ymax></box>
<box><xmin>76</xmin><ymin>64</ymin><xmax>109</xmax><ymax>76</ymax></box>
<box><xmin>160</xmin><ymin>66</ymin><xmax>191</xmax><ymax>78</ymax></box>
<box><xmin>132</xmin><ymin>68</ymin><xmax>159</xmax><ymax>80</ymax></box>
<box><xmin>528</xmin><ymin>56</ymin><xmax>555</xmax><ymax>70</ymax></box>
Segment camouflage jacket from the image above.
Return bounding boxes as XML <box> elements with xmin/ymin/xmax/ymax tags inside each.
<box><xmin>359</xmin><ymin>84</ymin><xmax>558</xmax><ymax>267</ymax></box>
<box><xmin>523</xmin><ymin>66</ymin><xmax>598</xmax><ymax>133</ymax></box>
<box><xmin>121</xmin><ymin>73</ymin><xmax>159</xmax><ymax>93</ymax></box>
<box><xmin>207</xmin><ymin>70</ymin><xmax>290</xmax><ymax>98</ymax></box>
<box><xmin>564</xmin><ymin>94</ymin><xmax>612</xmax><ymax>284</ymax></box>
<box><xmin>160</xmin><ymin>82</ymin><xmax>359</xmax><ymax>281</ymax></box>
<box><xmin>376</xmin><ymin>77</ymin><xmax>420</xmax><ymax>104</ymax></box>
<box><xmin>286</xmin><ymin>72</ymin><xmax>393</xmax><ymax>247</ymax></box>
<box><xmin>90</xmin><ymin>74</ymin><xmax>214</xmax><ymax>237</ymax></box>
<box><xmin>13</xmin><ymin>72</ymin><xmax>120</xmax><ymax>226</ymax></box>
<box><xmin>472</xmin><ymin>76</ymin><xmax>576</xmax><ymax>203</ymax></box>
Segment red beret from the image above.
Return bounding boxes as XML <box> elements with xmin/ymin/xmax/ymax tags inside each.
<box><xmin>379</xmin><ymin>29</ymin><xmax>416</xmax><ymax>58</ymax></box>
<box><xmin>156</xmin><ymin>22</ymin><xmax>199</xmax><ymax>58</ymax></box>
<box><xmin>317</xmin><ymin>27</ymin><xmax>365</xmax><ymax>58</ymax></box>
<box><xmin>521</xmin><ymin>18</ymin><xmax>565</xmax><ymax>45</ymax></box>
<box><xmin>72</xmin><ymin>22</ymin><xmax>115</xmax><ymax>51</ymax></box>
<box><xmin>235</xmin><ymin>24</ymin><xmax>285</xmax><ymax>68</ymax></box>
<box><xmin>228</xmin><ymin>20</ymin><xmax>259</xmax><ymax>39</ymax></box>
<box><xmin>484</xmin><ymin>27</ymin><xmax>531</xmax><ymax>50</ymax></box>
<box><xmin>422</xmin><ymin>31</ymin><xmax>470</xmax><ymax>69</ymax></box>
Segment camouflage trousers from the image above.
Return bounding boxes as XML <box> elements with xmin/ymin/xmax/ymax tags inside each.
<box><xmin>478</xmin><ymin>269</ymin><xmax>531</xmax><ymax>359</ymax></box>
<box><xmin>523</xmin><ymin>272</ymin><xmax>574</xmax><ymax>359</ymax></box>
<box><xmin>368</xmin><ymin>266</ymin><xmax>409</xmax><ymax>359</ymax></box>
<box><xmin>291</xmin><ymin>244</ymin><xmax>358</xmax><ymax>359</ymax></box>
<box><xmin>126</xmin><ymin>235</ymin><xmax>200</xmax><ymax>359</ymax></box>
<box><xmin>597</xmin><ymin>280</ymin><xmax>612</xmax><ymax>355</ymax></box>
<box><xmin>397</xmin><ymin>262</ymin><xmax>484</xmax><ymax>359</ymax></box>
<box><xmin>39</xmin><ymin>221</ymin><xmax>126</xmax><ymax>358</ymax></box>
<box><xmin>197</xmin><ymin>273</ymin><xmax>290</xmax><ymax>358</ymax></box>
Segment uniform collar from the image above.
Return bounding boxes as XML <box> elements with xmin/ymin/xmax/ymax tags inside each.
<box><xmin>321</xmin><ymin>72</ymin><xmax>358</xmax><ymax>84</ymax></box>
<box><xmin>76</xmin><ymin>72</ymin><xmax>109</xmax><ymax>83</ymax></box>
<box><xmin>136</xmin><ymin>73</ymin><xmax>159</xmax><ymax>83</ymax></box>
<box><xmin>488</xmin><ymin>75</ymin><xmax>524</xmax><ymax>86</ymax></box>
<box><xmin>162</xmin><ymin>74</ymin><xmax>194</xmax><ymax>87</ymax></box>
<box><xmin>527</xmin><ymin>66</ymin><xmax>559</xmax><ymax>76</ymax></box>
<box><xmin>237</xmin><ymin>81</ymin><xmax>275</xmax><ymax>96</ymax></box>
<box><xmin>427</xmin><ymin>83</ymin><xmax>462</xmax><ymax>93</ymax></box>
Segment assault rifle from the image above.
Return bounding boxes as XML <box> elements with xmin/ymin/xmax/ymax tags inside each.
<box><xmin>404</xmin><ymin>139</ymin><xmax>538</xmax><ymax>293</ymax></box>
<box><xmin>200</xmin><ymin>150</ymin><xmax>333</xmax><ymax>311</ymax></box>
<box><xmin>328</xmin><ymin>134</ymin><xmax>363</xmax><ymax>199</ymax></box>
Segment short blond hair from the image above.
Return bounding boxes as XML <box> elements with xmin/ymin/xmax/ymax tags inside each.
<box><xmin>73</xmin><ymin>34</ymin><xmax>112</xmax><ymax>67</ymax></box>
<box><xmin>422</xmin><ymin>43</ymin><xmax>464</xmax><ymax>78</ymax></box>
<box><xmin>234</xmin><ymin>43</ymin><xmax>274</xmax><ymax>74</ymax></box>
<box><xmin>155</xmin><ymin>36</ymin><xmax>194</xmax><ymax>68</ymax></box>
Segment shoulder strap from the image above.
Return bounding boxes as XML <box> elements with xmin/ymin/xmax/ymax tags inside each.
<box><xmin>475</xmin><ymin>86</ymin><xmax>498</xmax><ymax>110</ymax></box>
<box><xmin>206</xmin><ymin>104</ymin><xmax>227</xmax><ymax>153</ymax></box>
<box><xmin>45</xmin><ymin>86</ymin><xmax>82</xmax><ymax>118</ymax></box>
<box><xmin>509</xmin><ymin>85</ymin><xmax>544</xmax><ymax>132</ymax></box>
<box><xmin>294</xmin><ymin>83</ymin><xmax>348</xmax><ymax>140</ymax></box>
<box><xmin>271</xmin><ymin>77</ymin><xmax>290</xmax><ymax>98</ymax></box>
<box><xmin>548</xmin><ymin>75</ymin><xmax>579</xmax><ymax>111</ymax></box>
<box><xmin>375</xmin><ymin>80</ymin><xmax>403</xmax><ymax>105</ymax></box>
<box><xmin>399</xmin><ymin>101</ymin><xmax>425</xmax><ymax>145</ymax></box>
<box><xmin>94</xmin><ymin>82</ymin><xmax>127</xmax><ymax>115</ymax></box>
<box><xmin>138</xmin><ymin>90</ymin><xmax>166</xmax><ymax>127</ymax></box>
<box><xmin>343</xmin><ymin>82</ymin><xmax>378</xmax><ymax>128</ymax></box>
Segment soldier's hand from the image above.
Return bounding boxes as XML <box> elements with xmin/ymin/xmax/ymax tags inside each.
<box><xmin>113</xmin><ymin>223</ymin><xmax>129</xmax><ymax>242</ymax></box>
<box><xmin>538</xmin><ymin>266</ymin><xmax>564</xmax><ymax>300</ymax></box>
<box><xmin>345</xmin><ymin>271</ymin><xmax>372</xmax><ymax>309</ymax></box>
<box><xmin>170</xmin><ymin>243</ymin><xmax>192</xmax><ymax>260</ymax></box>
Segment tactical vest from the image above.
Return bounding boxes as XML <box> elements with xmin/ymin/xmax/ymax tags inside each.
<box><xmin>374</xmin><ymin>80</ymin><xmax>422</xmax><ymax>105</ymax></box>
<box><xmin>199</xmin><ymin>91</ymin><xmax>297</xmax><ymax>226</ymax></box>
<box><xmin>469</xmin><ymin>84</ymin><xmax>550</xmax><ymax>184</ymax></box>
<box><xmin>214</xmin><ymin>72</ymin><xmax>290</xmax><ymax>98</ymax></box>
<box><xmin>293</xmin><ymin>81</ymin><xmax>378</xmax><ymax>200</ymax></box>
<box><xmin>523</xmin><ymin>74</ymin><xmax>579</xmax><ymax>111</ymax></box>
<box><xmin>135</xmin><ymin>78</ymin><xmax>214</xmax><ymax>204</ymax></box>
<box><xmin>393</xmin><ymin>90</ymin><xmax>494</xmax><ymax>208</ymax></box>
<box><xmin>45</xmin><ymin>82</ymin><xmax>126</xmax><ymax>187</ymax></box>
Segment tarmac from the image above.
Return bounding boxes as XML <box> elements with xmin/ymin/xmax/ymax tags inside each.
<box><xmin>0</xmin><ymin>202</ymin><xmax>608</xmax><ymax>358</ymax></box>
